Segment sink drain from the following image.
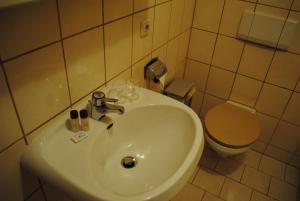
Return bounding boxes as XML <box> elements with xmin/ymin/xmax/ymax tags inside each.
<box><xmin>121</xmin><ymin>156</ymin><xmax>137</xmax><ymax>169</ymax></box>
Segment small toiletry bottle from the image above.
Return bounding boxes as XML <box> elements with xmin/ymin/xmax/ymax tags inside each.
<box><xmin>70</xmin><ymin>110</ymin><xmax>80</xmax><ymax>132</ymax></box>
<box><xmin>80</xmin><ymin>109</ymin><xmax>89</xmax><ymax>131</ymax></box>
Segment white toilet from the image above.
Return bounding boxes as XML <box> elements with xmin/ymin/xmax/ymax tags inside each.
<box><xmin>204</xmin><ymin>101</ymin><xmax>260</xmax><ymax>157</ymax></box>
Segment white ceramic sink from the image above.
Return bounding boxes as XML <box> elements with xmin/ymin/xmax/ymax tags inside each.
<box><xmin>21</xmin><ymin>87</ymin><xmax>204</xmax><ymax>201</ymax></box>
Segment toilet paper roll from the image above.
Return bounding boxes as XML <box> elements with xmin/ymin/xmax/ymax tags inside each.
<box><xmin>158</xmin><ymin>73</ymin><xmax>168</xmax><ymax>90</ymax></box>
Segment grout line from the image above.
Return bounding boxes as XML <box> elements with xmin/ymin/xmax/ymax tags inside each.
<box><xmin>102</xmin><ymin>0</ymin><xmax>108</xmax><ymax>86</ymax></box>
<box><xmin>24</xmin><ymin>187</ymin><xmax>42</xmax><ymax>201</ymax></box>
<box><xmin>227</xmin><ymin>3</ymin><xmax>258</xmax><ymax>100</ymax></box>
<box><xmin>182</xmin><ymin>0</ymin><xmax>197</xmax><ymax>78</ymax></box>
<box><xmin>197</xmin><ymin>0</ymin><xmax>226</xmax><ymax>116</ymax></box>
<box><xmin>55</xmin><ymin>0</ymin><xmax>72</xmax><ymax>106</ymax></box>
<box><xmin>130</xmin><ymin>0</ymin><xmax>134</xmax><ymax>77</ymax></box>
<box><xmin>70</xmin><ymin>83</ymin><xmax>107</xmax><ymax>108</ymax></box>
<box><xmin>1</xmin><ymin>40</ymin><xmax>61</xmax><ymax>64</ymax></box>
<box><xmin>0</xmin><ymin>63</ymin><xmax>28</xmax><ymax>145</ymax></box>
<box><xmin>39</xmin><ymin>183</ymin><xmax>48</xmax><ymax>201</ymax></box>
<box><xmin>24</xmin><ymin>105</ymin><xmax>70</xmax><ymax>137</ymax></box>
<box><xmin>149</xmin><ymin>2</ymin><xmax>156</xmax><ymax>59</ymax></box>
<box><xmin>0</xmin><ymin>136</ymin><xmax>25</xmax><ymax>154</ymax></box>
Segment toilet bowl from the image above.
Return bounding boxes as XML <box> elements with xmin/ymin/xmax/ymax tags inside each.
<box><xmin>204</xmin><ymin>101</ymin><xmax>260</xmax><ymax>157</ymax></box>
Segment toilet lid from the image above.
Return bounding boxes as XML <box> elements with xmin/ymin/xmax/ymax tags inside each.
<box><xmin>204</xmin><ymin>103</ymin><xmax>260</xmax><ymax>148</ymax></box>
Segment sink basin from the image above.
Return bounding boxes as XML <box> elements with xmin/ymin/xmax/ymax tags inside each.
<box><xmin>21</xmin><ymin>87</ymin><xmax>204</xmax><ymax>201</ymax></box>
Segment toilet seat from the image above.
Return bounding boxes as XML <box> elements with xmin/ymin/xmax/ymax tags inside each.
<box><xmin>204</xmin><ymin>102</ymin><xmax>260</xmax><ymax>148</ymax></box>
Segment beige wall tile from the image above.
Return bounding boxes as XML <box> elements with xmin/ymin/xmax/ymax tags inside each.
<box><xmin>266</xmin><ymin>51</ymin><xmax>300</xmax><ymax>90</ymax></box>
<box><xmin>241</xmin><ymin>166</ymin><xmax>271</xmax><ymax>193</ymax></box>
<box><xmin>292</xmin><ymin>1</ymin><xmax>300</xmax><ymax>11</ymax></box>
<box><xmin>251</xmin><ymin>140</ymin><xmax>267</xmax><ymax>153</ymax></box>
<box><xmin>105</xmin><ymin>16</ymin><xmax>132</xmax><ymax>80</ymax></box>
<box><xmin>230</xmin><ymin>75</ymin><xmax>262</xmax><ymax>107</ymax></box>
<box><xmin>215</xmin><ymin>158</ymin><xmax>245</xmax><ymax>181</ymax></box>
<box><xmin>290</xmin><ymin>155</ymin><xmax>300</xmax><ymax>168</ymax></box>
<box><xmin>256</xmin><ymin>113</ymin><xmax>279</xmax><ymax>143</ymax></box>
<box><xmin>255</xmin><ymin>83</ymin><xmax>292</xmax><ymax>118</ymax></box>
<box><xmin>288</xmin><ymin>12</ymin><xmax>300</xmax><ymax>54</ymax></box>
<box><xmin>191</xmin><ymin>91</ymin><xmax>204</xmax><ymax>114</ymax></box>
<box><xmin>103</xmin><ymin>0</ymin><xmax>133</xmax><ymax>22</ymax></box>
<box><xmin>4</xmin><ymin>43</ymin><xmax>70</xmax><ymax>133</ymax></box>
<box><xmin>188</xmin><ymin>29</ymin><xmax>217</xmax><ymax>64</ymax></box>
<box><xmin>295</xmin><ymin>81</ymin><xmax>300</xmax><ymax>93</ymax></box>
<box><xmin>27</xmin><ymin>189</ymin><xmax>46</xmax><ymax>201</ymax></box>
<box><xmin>132</xmin><ymin>8</ymin><xmax>154</xmax><ymax>63</ymax></box>
<box><xmin>206</xmin><ymin>67</ymin><xmax>235</xmax><ymax>99</ymax></box>
<box><xmin>152</xmin><ymin>2</ymin><xmax>171</xmax><ymax>49</ymax></box>
<box><xmin>169</xmin><ymin>0</ymin><xmax>185</xmax><ymax>39</ymax></box>
<box><xmin>234</xmin><ymin>149</ymin><xmax>262</xmax><ymax>168</ymax></box>
<box><xmin>0</xmin><ymin>69</ymin><xmax>23</xmax><ymax>150</ymax></box>
<box><xmin>255</xmin><ymin>4</ymin><xmax>289</xmax><ymax>18</ymax></box>
<box><xmin>156</xmin><ymin>0</ymin><xmax>169</xmax><ymax>3</ymax></box>
<box><xmin>58</xmin><ymin>0</ymin><xmax>102</xmax><ymax>37</ymax></box>
<box><xmin>181</xmin><ymin>0</ymin><xmax>196</xmax><ymax>31</ymax></box>
<box><xmin>258</xmin><ymin>0</ymin><xmax>293</xmax><ymax>9</ymax></box>
<box><xmin>0</xmin><ymin>140</ymin><xmax>39</xmax><ymax>201</ymax></box>
<box><xmin>166</xmin><ymin>37</ymin><xmax>180</xmax><ymax>82</ymax></box>
<box><xmin>44</xmin><ymin>184</ymin><xmax>72</xmax><ymax>201</ymax></box>
<box><xmin>178</xmin><ymin>30</ymin><xmax>191</xmax><ymax>63</ymax></box>
<box><xmin>283</xmin><ymin>92</ymin><xmax>300</xmax><ymax>125</ymax></box>
<box><xmin>238</xmin><ymin>43</ymin><xmax>274</xmax><ymax>81</ymax></box>
<box><xmin>259</xmin><ymin>155</ymin><xmax>285</xmax><ymax>179</ymax></box>
<box><xmin>212</xmin><ymin>35</ymin><xmax>244</xmax><ymax>72</ymax></box>
<box><xmin>200</xmin><ymin>93</ymin><xmax>225</xmax><ymax>118</ymax></box>
<box><xmin>193</xmin><ymin>0</ymin><xmax>224</xmax><ymax>33</ymax></box>
<box><xmin>265</xmin><ymin>145</ymin><xmax>293</xmax><ymax>163</ymax></box>
<box><xmin>202</xmin><ymin>193</ymin><xmax>223</xmax><ymax>201</ymax></box>
<box><xmin>172</xmin><ymin>183</ymin><xmax>204</xmax><ymax>201</ymax></box>
<box><xmin>270</xmin><ymin>121</ymin><xmax>300</xmax><ymax>153</ymax></box>
<box><xmin>152</xmin><ymin>44</ymin><xmax>167</xmax><ymax>63</ymax></box>
<box><xmin>63</xmin><ymin>28</ymin><xmax>105</xmax><ymax>103</ymax></box>
<box><xmin>0</xmin><ymin>0</ymin><xmax>60</xmax><ymax>59</ymax></box>
<box><xmin>185</xmin><ymin>60</ymin><xmax>209</xmax><ymax>91</ymax></box>
<box><xmin>193</xmin><ymin>167</ymin><xmax>225</xmax><ymax>195</ymax></box>
<box><xmin>134</xmin><ymin>0</ymin><xmax>155</xmax><ymax>11</ymax></box>
<box><xmin>176</xmin><ymin>60</ymin><xmax>186</xmax><ymax>79</ymax></box>
<box><xmin>269</xmin><ymin>178</ymin><xmax>298</xmax><ymax>201</ymax></box>
<box><xmin>132</xmin><ymin>55</ymin><xmax>151</xmax><ymax>87</ymax></box>
<box><xmin>251</xmin><ymin>191</ymin><xmax>277</xmax><ymax>201</ymax></box>
<box><xmin>220</xmin><ymin>178</ymin><xmax>252</xmax><ymax>201</ymax></box>
<box><xmin>285</xmin><ymin>165</ymin><xmax>300</xmax><ymax>187</ymax></box>
<box><xmin>219</xmin><ymin>0</ymin><xmax>255</xmax><ymax>37</ymax></box>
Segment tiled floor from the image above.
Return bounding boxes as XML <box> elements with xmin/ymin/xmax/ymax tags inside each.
<box><xmin>172</xmin><ymin>147</ymin><xmax>300</xmax><ymax>201</ymax></box>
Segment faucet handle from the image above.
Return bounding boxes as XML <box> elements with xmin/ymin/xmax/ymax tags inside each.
<box><xmin>92</xmin><ymin>91</ymin><xmax>106</xmax><ymax>107</ymax></box>
<box><xmin>92</xmin><ymin>91</ymin><xmax>119</xmax><ymax>107</ymax></box>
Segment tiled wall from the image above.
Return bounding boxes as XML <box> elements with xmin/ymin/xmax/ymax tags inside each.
<box><xmin>186</xmin><ymin>0</ymin><xmax>300</xmax><ymax>167</ymax></box>
<box><xmin>0</xmin><ymin>0</ymin><xmax>194</xmax><ymax>200</ymax></box>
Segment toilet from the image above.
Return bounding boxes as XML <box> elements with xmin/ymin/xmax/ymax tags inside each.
<box><xmin>204</xmin><ymin>101</ymin><xmax>260</xmax><ymax>157</ymax></box>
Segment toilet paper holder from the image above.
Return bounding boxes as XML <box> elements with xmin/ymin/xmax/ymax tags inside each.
<box><xmin>144</xmin><ymin>57</ymin><xmax>167</xmax><ymax>83</ymax></box>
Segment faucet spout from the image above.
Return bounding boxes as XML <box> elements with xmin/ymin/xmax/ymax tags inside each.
<box><xmin>105</xmin><ymin>103</ymin><xmax>125</xmax><ymax>114</ymax></box>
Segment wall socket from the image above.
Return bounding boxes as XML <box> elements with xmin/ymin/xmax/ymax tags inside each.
<box><xmin>140</xmin><ymin>20</ymin><xmax>150</xmax><ymax>38</ymax></box>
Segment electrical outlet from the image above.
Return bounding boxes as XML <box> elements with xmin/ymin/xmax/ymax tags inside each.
<box><xmin>140</xmin><ymin>20</ymin><xmax>150</xmax><ymax>38</ymax></box>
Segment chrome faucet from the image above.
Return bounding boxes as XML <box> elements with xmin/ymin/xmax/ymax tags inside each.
<box><xmin>90</xmin><ymin>91</ymin><xmax>124</xmax><ymax>120</ymax></box>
